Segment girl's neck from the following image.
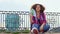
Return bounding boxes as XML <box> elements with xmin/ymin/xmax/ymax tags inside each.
<box><xmin>36</xmin><ymin>11</ymin><xmax>40</xmax><ymax>14</ymax></box>
<box><xmin>36</xmin><ymin>11</ymin><xmax>40</xmax><ymax>18</ymax></box>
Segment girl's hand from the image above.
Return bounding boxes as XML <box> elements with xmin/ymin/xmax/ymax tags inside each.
<box><xmin>31</xmin><ymin>20</ymin><xmax>34</xmax><ymax>24</ymax></box>
<box><xmin>40</xmin><ymin>23</ymin><xmax>45</xmax><ymax>32</ymax></box>
<box><xmin>40</xmin><ymin>25</ymin><xmax>43</xmax><ymax>31</ymax></box>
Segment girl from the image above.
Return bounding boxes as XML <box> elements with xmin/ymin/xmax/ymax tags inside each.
<box><xmin>30</xmin><ymin>4</ymin><xmax>50</xmax><ymax>34</ymax></box>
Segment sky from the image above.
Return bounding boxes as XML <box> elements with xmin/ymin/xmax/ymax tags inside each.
<box><xmin>0</xmin><ymin>0</ymin><xmax>60</xmax><ymax>12</ymax></box>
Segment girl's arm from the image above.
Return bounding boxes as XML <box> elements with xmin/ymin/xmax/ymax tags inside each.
<box><xmin>29</xmin><ymin>12</ymin><xmax>34</xmax><ymax>24</ymax></box>
<box><xmin>40</xmin><ymin>13</ymin><xmax>47</xmax><ymax>32</ymax></box>
<box><xmin>40</xmin><ymin>23</ymin><xmax>45</xmax><ymax>32</ymax></box>
<box><xmin>42</xmin><ymin>13</ymin><xmax>47</xmax><ymax>25</ymax></box>
<box><xmin>30</xmin><ymin>9</ymin><xmax>35</xmax><ymax>24</ymax></box>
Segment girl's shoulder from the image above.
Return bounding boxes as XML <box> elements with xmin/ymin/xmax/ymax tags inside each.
<box><xmin>40</xmin><ymin>13</ymin><xmax>44</xmax><ymax>15</ymax></box>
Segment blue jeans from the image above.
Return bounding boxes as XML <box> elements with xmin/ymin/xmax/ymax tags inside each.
<box><xmin>31</xmin><ymin>23</ymin><xmax>50</xmax><ymax>32</ymax></box>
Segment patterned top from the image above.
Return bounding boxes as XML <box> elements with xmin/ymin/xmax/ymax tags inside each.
<box><xmin>30</xmin><ymin>9</ymin><xmax>47</xmax><ymax>25</ymax></box>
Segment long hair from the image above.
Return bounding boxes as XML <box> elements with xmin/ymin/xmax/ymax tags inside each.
<box><xmin>31</xmin><ymin>4</ymin><xmax>45</xmax><ymax>13</ymax></box>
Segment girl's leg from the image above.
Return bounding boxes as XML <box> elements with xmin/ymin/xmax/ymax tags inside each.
<box><xmin>38</xmin><ymin>24</ymin><xmax>50</xmax><ymax>34</ymax></box>
<box><xmin>31</xmin><ymin>24</ymin><xmax>39</xmax><ymax>34</ymax></box>
<box><xmin>43</xmin><ymin>24</ymin><xmax>50</xmax><ymax>32</ymax></box>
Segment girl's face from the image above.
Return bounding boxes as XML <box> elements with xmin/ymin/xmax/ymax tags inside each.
<box><xmin>36</xmin><ymin>5</ymin><xmax>41</xmax><ymax>12</ymax></box>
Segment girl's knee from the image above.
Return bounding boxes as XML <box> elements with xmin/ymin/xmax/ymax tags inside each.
<box><xmin>43</xmin><ymin>24</ymin><xmax>50</xmax><ymax>32</ymax></box>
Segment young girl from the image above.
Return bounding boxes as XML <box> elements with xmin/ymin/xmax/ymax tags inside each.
<box><xmin>30</xmin><ymin>4</ymin><xmax>50</xmax><ymax>34</ymax></box>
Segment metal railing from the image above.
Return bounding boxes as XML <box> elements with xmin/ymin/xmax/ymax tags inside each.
<box><xmin>0</xmin><ymin>11</ymin><xmax>60</xmax><ymax>32</ymax></box>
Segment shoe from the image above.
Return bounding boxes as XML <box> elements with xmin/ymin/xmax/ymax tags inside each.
<box><xmin>33</xmin><ymin>29</ymin><xmax>38</xmax><ymax>34</ymax></box>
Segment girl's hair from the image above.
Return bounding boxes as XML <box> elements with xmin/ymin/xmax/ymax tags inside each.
<box><xmin>31</xmin><ymin>4</ymin><xmax>45</xmax><ymax>13</ymax></box>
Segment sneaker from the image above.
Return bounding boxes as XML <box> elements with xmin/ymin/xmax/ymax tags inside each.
<box><xmin>33</xmin><ymin>29</ymin><xmax>38</xmax><ymax>34</ymax></box>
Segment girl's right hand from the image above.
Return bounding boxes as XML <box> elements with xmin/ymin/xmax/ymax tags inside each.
<box><xmin>31</xmin><ymin>20</ymin><xmax>34</xmax><ymax>24</ymax></box>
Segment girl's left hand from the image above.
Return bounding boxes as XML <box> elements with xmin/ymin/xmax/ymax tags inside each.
<box><xmin>40</xmin><ymin>23</ymin><xmax>45</xmax><ymax>32</ymax></box>
<box><xmin>40</xmin><ymin>25</ymin><xmax>43</xmax><ymax>31</ymax></box>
